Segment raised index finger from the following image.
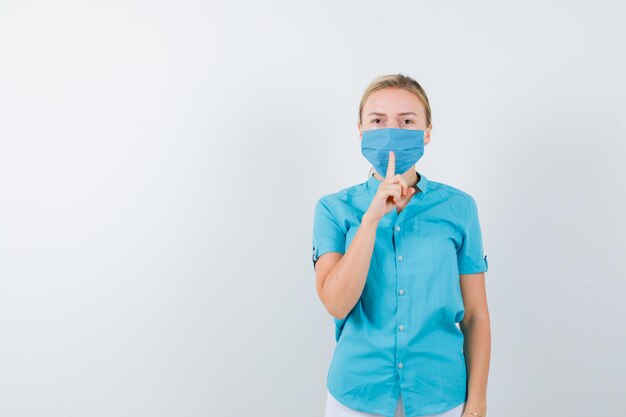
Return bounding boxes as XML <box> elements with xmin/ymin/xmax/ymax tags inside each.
<box><xmin>385</xmin><ymin>150</ymin><xmax>395</xmax><ymax>179</ymax></box>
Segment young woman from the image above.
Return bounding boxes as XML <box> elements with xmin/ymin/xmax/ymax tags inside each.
<box><xmin>312</xmin><ymin>74</ymin><xmax>490</xmax><ymax>417</ymax></box>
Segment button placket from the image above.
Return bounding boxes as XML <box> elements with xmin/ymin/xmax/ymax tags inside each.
<box><xmin>395</xmin><ymin>220</ymin><xmax>407</xmax><ymax>373</ymax></box>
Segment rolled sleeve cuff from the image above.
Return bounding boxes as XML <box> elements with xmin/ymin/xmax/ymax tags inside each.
<box><xmin>312</xmin><ymin>243</ymin><xmax>345</xmax><ymax>270</ymax></box>
<box><xmin>458</xmin><ymin>254</ymin><xmax>488</xmax><ymax>275</ymax></box>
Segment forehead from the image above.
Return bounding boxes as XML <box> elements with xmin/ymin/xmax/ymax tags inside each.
<box><xmin>363</xmin><ymin>87</ymin><xmax>424</xmax><ymax>115</ymax></box>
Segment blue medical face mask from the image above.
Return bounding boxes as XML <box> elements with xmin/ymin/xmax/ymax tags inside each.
<box><xmin>360</xmin><ymin>127</ymin><xmax>425</xmax><ymax>176</ymax></box>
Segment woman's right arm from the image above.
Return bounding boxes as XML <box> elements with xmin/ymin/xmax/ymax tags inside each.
<box><xmin>314</xmin><ymin>213</ymin><xmax>380</xmax><ymax>320</ymax></box>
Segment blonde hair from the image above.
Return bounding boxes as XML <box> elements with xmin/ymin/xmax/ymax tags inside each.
<box><xmin>358</xmin><ymin>73</ymin><xmax>432</xmax><ymax>128</ymax></box>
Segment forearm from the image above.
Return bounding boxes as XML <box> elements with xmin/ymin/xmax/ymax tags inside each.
<box><xmin>323</xmin><ymin>214</ymin><xmax>379</xmax><ymax>320</ymax></box>
<box><xmin>461</xmin><ymin>315</ymin><xmax>491</xmax><ymax>415</ymax></box>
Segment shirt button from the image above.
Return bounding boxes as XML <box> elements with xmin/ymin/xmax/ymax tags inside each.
<box><xmin>398</xmin><ymin>289</ymin><xmax>405</xmax><ymax>295</ymax></box>
<box><xmin>395</xmin><ymin>225</ymin><xmax>401</xmax><ymax>231</ymax></box>
<box><xmin>398</xmin><ymin>362</ymin><xmax>404</xmax><ymax>369</ymax></box>
<box><xmin>398</xmin><ymin>325</ymin><xmax>405</xmax><ymax>331</ymax></box>
<box><xmin>397</xmin><ymin>255</ymin><xmax>404</xmax><ymax>262</ymax></box>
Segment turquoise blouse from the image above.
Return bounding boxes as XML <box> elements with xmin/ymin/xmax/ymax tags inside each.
<box><xmin>311</xmin><ymin>170</ymin><xmax>488</xmax><ymax>417</ymax></box>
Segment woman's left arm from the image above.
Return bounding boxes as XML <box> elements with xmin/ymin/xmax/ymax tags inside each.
<box><xmin>459</xmin><ymin>272</ymin><xmax>491</xmax><ymax>417</ymax></box>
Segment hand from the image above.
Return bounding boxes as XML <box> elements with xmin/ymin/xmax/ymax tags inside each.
<box><xmin>363</xmin><ymin>151</ymin><xmax>416</xmax><ymax>223</ymax></box>
<box><xmin>462</xmin><ymin>411</ymin><xmax>486</xmax><ymax>417</ymax></box>
<box><xmin>462</xmin><ymin>404</ymin><xmax>487</xmax><ymax>417</ymax></box>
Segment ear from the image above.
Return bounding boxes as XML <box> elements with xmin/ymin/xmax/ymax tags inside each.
<box><xmin>357</xmin><ymin>122</ymin><xmax>363</xmax><ymax>141</ymax></box>
<box><xmin>424</xmin><ymin>124</ymin><xmax>432</xmax><ymax>145</ymax></box>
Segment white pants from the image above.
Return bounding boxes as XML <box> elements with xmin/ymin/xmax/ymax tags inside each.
<box><xmin>324</xmin><ymin>388</ymin><xmax>466</xmax><ymax>417</ymax></box>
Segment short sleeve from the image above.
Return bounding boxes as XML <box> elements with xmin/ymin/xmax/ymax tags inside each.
<box><xmin>457</xmin><ymin>196</ymin><xmax>489</xmax><ymax>274</ymax></box>
<box><xmin>312</xmin><ymin>197</ymin><xmax>346</xmax><ymax>271</ymax></box>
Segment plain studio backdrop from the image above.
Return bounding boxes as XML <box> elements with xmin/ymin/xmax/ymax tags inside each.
<box><xmin>0</xmin><ymin>1</ymin><xmax>624</xmax><ymax>416</ymax></box>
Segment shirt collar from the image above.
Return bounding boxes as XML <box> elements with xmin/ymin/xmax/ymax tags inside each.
<box><xmin>366</xmin><ymin>169</ymin><xmax>430</xmax><ymax>195</ymax></box>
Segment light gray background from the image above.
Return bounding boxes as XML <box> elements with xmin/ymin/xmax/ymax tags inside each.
<box><xmin>1</xmin><ymin>1</ymin><xmax>624</xmax><ymax>416</ymax></box>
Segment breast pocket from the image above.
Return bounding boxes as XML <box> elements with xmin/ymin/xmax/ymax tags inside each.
<box><xmin>411</xmin><ymin>218</ymin><xmax>458</xmax><ymax>264</ymax></box>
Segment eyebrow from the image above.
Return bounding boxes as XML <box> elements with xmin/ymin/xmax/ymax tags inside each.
<box><xmin>367</xmin><ymin>112</ymin><xmax>418</xmax><ymax>117</ymax></box>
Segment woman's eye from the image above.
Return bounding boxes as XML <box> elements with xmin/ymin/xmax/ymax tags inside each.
<box><xmin>371</xmin><ymin>119</ymin><xmax>381</xmax><ymax>123</ymax></box>
<box><xmin>402</xmin><ymin>119</ymin><xmax>414</xmax><ymax>125</ymax></box>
